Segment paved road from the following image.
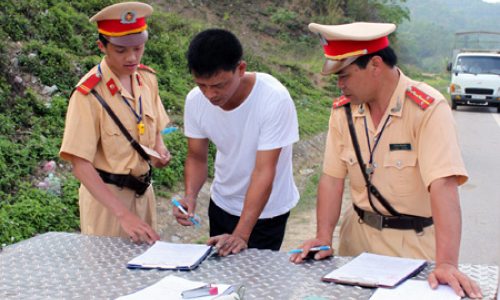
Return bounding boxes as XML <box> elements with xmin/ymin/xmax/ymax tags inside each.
<box><xmin>453</xmin><ymin>106</ymin><xmax>500</xmax><ymax>267</ymax></box>
<box><xmin>453</xmin><ymin>107</ymin><xmax>500</xmax><ymax>300</ymax></box>
<box><xmin>452</xmin><ymin>106</ymin><xmax>500</xmax><ymax>299</ymax></box>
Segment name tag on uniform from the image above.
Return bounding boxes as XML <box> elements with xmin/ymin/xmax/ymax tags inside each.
<box><xmin>390</xmin><ymin>143</ymin><xmax>411</xmax><ymax>151</ymax></box>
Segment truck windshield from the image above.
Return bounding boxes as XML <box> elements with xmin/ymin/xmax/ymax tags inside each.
<box><xmin>455</xmin><ymin>56</ymin><xmax>500</xmax><ymax>75</ymax></box>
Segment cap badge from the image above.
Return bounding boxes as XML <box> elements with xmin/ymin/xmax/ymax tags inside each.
<box><xmin>121</xmin><ymin>11</ymin><xmax>137</xmax><ymax>24</ymax></box>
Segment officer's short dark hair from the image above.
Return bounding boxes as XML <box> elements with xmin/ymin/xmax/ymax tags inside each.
<box><xmin>352</xmin><ymin>46</ymin><xmax>398</xmax><ymax>69</ymax></box>
<box><xmin>187</xmin><ymin>29</ymin><xmax>243</xmax><ymax>78</ymax></box>
<box><xmin>98</xmin><ymin>33</ymin><xmax>109</xmax><ymax>47</ymax></box>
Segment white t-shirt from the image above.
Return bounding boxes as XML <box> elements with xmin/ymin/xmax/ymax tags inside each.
<box><xmin>184</xmin><ymin>72</ymin><xmax>300</xmax><ymax>218</ymax></box>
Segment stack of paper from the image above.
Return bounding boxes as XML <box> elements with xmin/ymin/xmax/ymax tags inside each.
<box><xmin>369</xmin><ymin>279</ymin><xmax>460</xmax><ymax>300</ymax></box>
<box><xmin>322</xmin><ymin>252</ymin><xmax>427</xmax><ymax>288</ymax></box>
<box><xmin>116</xmin><ymin>275</ymin><xmax>233</xmax><ymax>300</ymax></box>
<box><xmin>127</xmin><ymin>241</ymin><xmax>212</xmax><ymax>270</ymax></box>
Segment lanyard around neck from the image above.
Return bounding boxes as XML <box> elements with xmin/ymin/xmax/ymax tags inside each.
<box><xmin>363</xmin><ymin>114</ymin><xmax>391</xmax><ymax>175</ymax></box>
<box><xmin>98</xmin><ymin>64</ymin><xmax>145</xmax><ymax>135</ymax></box>
<box><xmin>122</xmin><ymin>95</ymin><xmax>145</xmax><ymax>135</ymax></box>
<box><xmin>121</xmin><ymin>95</ymin><xmax>142</xmax><ymax>124</ymax></box>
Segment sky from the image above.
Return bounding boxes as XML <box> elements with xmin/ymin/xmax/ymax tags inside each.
<box><xmin>482</xmin><ymin>0</ymin><xmax>500</xmax><ymax>2</ymax></box>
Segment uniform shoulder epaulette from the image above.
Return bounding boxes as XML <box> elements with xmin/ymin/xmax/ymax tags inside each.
<box><xmin>138</xmin><ymin>64</ymin><xmax>157</xmax><ymax>74</ymax></box>
<box><xmin>332</xmin><ymin>95</ymin><xmax>350</xmax><ymax>108</ymax></box>
<box><xmin>406</xmin><ymin>86</ymin><xmax>435</xmax><ymax>110</ymax></box>
<box><xmin>76</xmin><ymin>73</ymin><xmax>102</xmax><ymax>95</ymax></box>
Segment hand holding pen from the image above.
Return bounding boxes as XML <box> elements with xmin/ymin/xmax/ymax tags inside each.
<box><xmin>288</xmin><ymin>246</ymin><xmax>331</xmax><ymax>254</ymax></box>
<box><xmin>289</xmin><ymin>238</ymin><xmax>334</xmax><ymax>264</ymax></box>
<box><xmin>172</xmin><ymin>198</ymin><xmax>200</xmax><ymax>227</ymax></box>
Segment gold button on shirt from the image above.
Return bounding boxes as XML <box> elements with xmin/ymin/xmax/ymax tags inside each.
<box><xmin>323</xmin><ymin>70</ymin><xmax>468</xmax><ymax>260</ymax></box>
<box><xmin>59</xmin><ymin>58</ymin><xmax>170</xmax><ymax>238</ymax></box>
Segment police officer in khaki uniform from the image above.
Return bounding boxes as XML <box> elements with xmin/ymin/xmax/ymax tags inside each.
<box><xmin>60</xmin><ymin>2</ymin><xmax>171</xmax><ymax>245</ymax></box>
<box><xmin>290</xmin><ymin>22</ymin><xmax>482</xmax><ymax>298</ymax></box>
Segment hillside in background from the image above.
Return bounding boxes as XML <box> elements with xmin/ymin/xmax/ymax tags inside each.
<box><xmin>0</xmin><ymin>0</ymin><xmax>449</xmax><ymax>246</ymax></box>
<box><xmin>398</xmin><ymin>0</ymin><xmax>500</xmax><ymax>72</ymax></box>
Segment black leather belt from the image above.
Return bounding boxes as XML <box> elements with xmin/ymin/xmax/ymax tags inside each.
<box><xmin>353</xmin><ymin>204</ymin><xmax>433</xmax><ymax>233</ymax></box>
<box><xmin>97</xmin><ymin>169</ymin><xmax>151</xmax><ymax>196</ymax></box>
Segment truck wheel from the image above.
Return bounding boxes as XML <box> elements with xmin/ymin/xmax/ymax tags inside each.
<box><xmin>451</xmin><ymin>101</ymin><xmax>457</xmax><ymax>110</ymax></box>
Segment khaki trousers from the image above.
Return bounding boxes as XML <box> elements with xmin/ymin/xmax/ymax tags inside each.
<box><xmin>79</xmin><ymin>183</ymin><xmax>157</xmax><ymax>239</ymax></box>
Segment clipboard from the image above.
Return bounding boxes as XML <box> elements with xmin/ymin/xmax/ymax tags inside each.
<box><xmin>127</xmin><ymin>242</ymin><xmax>213</xmax><ymax>270</ymax></box>
<box><xmin>322</xmin><ymin>252</ymin><xmax>427</xmax><ymax>288</ymax></box>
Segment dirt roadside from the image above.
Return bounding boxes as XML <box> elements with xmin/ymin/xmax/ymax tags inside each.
<box><xmin>156</xmin><ymin>132</ymin><xmax>352</xmax><ymax>252</ymax></box>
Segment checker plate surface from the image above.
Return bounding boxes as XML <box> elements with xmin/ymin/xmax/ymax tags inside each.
<box><xmin>1</xmin><ymin>232</ymin><xmax>498</xmax><ymax>299</ymax></box>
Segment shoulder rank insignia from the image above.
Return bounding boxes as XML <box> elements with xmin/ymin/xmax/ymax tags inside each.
<box><xmin>138</xmin><ymin>64</ymin><xmax>157</xmax><ymax>74</ymax></box>
<box><xmin>406</xmin><ymin>86</ymin><xmax>435</xmax><ymax>110</ymax></box>
<box><xmin>76</xmin><ymin>73</ymin><xmax>102</xmax><ymax>95</ymax></box>
<box><xmin>332</xmin><ymin>95</ymin><xmax>350</xmax><ymax>108</ymax></box>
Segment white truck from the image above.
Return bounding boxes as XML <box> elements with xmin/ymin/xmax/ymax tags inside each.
<box><xmin>447</xmin><ymin>31</ymin><xmax>500</xmax><ymax>113</ymax></box>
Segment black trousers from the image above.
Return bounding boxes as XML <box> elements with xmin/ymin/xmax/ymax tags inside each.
<box><xmin>208</xmin><ymin>198</ymin><xmax>290</xmax><ymax>251</ymax></box>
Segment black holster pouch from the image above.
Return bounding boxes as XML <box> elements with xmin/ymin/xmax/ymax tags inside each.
<box><xmin>97</xmin><ymin>169</ymin><xmax>151</xmax><ymax>196</ymax></box>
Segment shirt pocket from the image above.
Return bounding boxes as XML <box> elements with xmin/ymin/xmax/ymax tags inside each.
<box><xmin>339</xmin><ymin>147</ymin><xmax>366</xmax><ymax>188</ymax></box>
<box><xmin>383</xmin><ymin>151</ymin><xmax>420</xmax><ymax>196</ymax></box>
<box><xmin>101</xmin><ymin>114</ymin><xmax>131</xmax><ymax>159</ymax></box>
<box><xmin>143</xmin><ymin>111</ymin><xmax>157</xmax><ymax>148</ymax></box>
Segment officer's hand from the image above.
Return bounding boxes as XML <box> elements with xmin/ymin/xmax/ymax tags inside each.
<box><xmin>118</xmin><ymin>211</ymin><xmax>160</xmax><ymax>245</ymax></box>
<box><xmin>151</xmin><ymin>146</ymin><xmax>171</xmax><ymax>169</ymax></box>
<box><xmin>207</xmin><ymin>234</ymin><xmax>248</xmax><ymax>257</ymax></box>
<box><xmin>289</xmin><ymin>238</ymin><xmax>333</xmax><ymax>264</ymax></box>
<box><xmin>428</xmin><ymin>262</ymin><xmax>482</xmax><ymax>299</ymax></box>
<box><xmin>173</xmin><ymin>196</ymin><xmax>197</xmax><ymax>226</ymax></box>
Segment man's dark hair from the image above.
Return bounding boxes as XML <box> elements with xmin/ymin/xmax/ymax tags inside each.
<box><xmin>187</xmin><ymin>29</ymin><xmax>243</xmax><ymax>78</ymax></box>
<box><xmin>352</xmin><ymin>46</ymin><xmax>398</xmax><ymax>69</ymax></box>
<box><xmin>98</xmin><ymin>33</ymin><xmax>109</xmax><ymax>47</ymax></box>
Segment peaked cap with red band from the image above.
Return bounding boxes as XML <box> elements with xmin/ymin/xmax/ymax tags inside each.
<box><xmin>89</xmin><ymin>2</ymin><xmax>153</xmax><ymax>47</ymax></box>
<box><xmin>308</xmin><ymin>22</ymin><xmax>396</xmax><ymax>75</ymax></box>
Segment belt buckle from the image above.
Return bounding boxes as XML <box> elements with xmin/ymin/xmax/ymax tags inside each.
<box><xmin>363</xmin><ymin>212</ymin><xmax>383</xmax><ymax>230</ymax></box>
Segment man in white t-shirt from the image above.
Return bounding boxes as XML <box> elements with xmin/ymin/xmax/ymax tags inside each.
<box><xmin>173</xmin><ymin>29</ymin><xmax>300</xmax><ymax>256</ymax></box>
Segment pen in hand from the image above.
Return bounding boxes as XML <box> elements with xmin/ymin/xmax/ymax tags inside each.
<box><xmin>172</xmin><ymin>199</ymin><xmax>200</xmax><ymax>227</ymax></box>
<box><xmin>288</xmin><ymin>246</ymin><xmax>331</xmax><ymax>254</ymax></box>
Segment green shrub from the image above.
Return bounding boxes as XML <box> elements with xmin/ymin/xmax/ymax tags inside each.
<box><xmin>0</xmin><ymin>178</ymin><xmax>80</xmax><ymax>246</ymax></box>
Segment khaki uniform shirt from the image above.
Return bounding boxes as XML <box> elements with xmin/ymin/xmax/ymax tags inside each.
<box><xmin>59</xmin><ymin>57</ymin><xmax>169</xmax><ymax>237</ymax></box>
<box><xmin>323</xmin><ymin>70</ymin><xmax>467</xmax><ymax>260</ymax></box>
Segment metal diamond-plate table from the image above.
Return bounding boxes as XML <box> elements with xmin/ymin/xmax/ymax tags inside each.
<box><xmin>1</xmin><ymin>232</ymin><xmax>498</xmax><ymax>299</ymax></box>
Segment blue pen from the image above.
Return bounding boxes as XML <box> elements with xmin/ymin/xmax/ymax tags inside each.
<box><xmin>288</xmin><ymin>246</ymin><xmax>330</xmax><ymax>254</ymax></box>
<box><xmin>172</xmin><ymin>199</ymin><xmax>200</xmax><ymax>227</ymax></box>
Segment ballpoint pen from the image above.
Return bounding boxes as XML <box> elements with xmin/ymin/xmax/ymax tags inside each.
<box><xmin>182</xmin><ymin>284</ymin><xmax>218</xmax><ymax>298</ymax></box>
<box><xmin>288</xmin><ymin>246</ymin><xmax>331</xmax><ymax>254</ymax></box>
<box><xmin>172</xmin><ymin>199</ymin><xmax>200</xmax><ymax>227</ymax></box>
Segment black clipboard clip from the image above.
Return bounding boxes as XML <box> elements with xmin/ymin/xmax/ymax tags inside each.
<box><xmin>181</xmin><ymin>284</ymin><xmax>219</xmax><ymax>298</ymax></box>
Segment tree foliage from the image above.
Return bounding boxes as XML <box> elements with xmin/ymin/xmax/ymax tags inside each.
<box><xmin>398</xmin><ymin>0</ymin><xmax>500</xmax><ymax>72</ymax></box>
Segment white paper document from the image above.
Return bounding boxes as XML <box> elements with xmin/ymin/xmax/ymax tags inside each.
<box><xmin>127</xmin><ymin>241</ymin><xmax>212</xmax><ymax>270</ymax></box>
<box><xmin>140</xmin><ymin>144</ymin><xmax>162</xmax><ymax>159</ymax></box>
<box><xmin>322</xmin><ymin>252</ymin><xmax>427</xmax><ymax>288</ymax></box>
<box><xmin>369</xmin><ymin>279</ymin><xmax>460</xmax><ymax>300</ymax></box>
<box><xmin>115</xmin><ymin>275</ymin><xmax>233</xmax><ymax>300</ymax></box>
